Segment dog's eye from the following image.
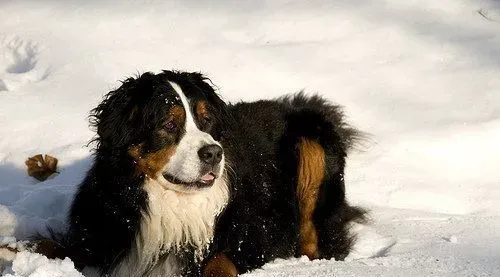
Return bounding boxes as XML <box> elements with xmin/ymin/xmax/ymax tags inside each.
<box><xmin>162</xmin><ymin>121</ymin><xmax>177</xmax><ymax>132</ymax></box>
<box><xmin>202</xmin><ymin>116</ymin><xmax>212</xmax><ymax>125</ymax></box>
<box><xmin>200</xmin><ymin>116</ymin><xmax>213</xmax><ymax>129</ymax></box>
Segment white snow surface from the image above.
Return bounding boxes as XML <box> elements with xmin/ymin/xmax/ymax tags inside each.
<box><xmin>1</xmin><ymin>0</ymin><xmax>499</xmax><ymax>276</ymax></box>
<box><xmin>2</xmin><ymin>252</ymin><xmax>83</xmax><ymax>277</ymax></box>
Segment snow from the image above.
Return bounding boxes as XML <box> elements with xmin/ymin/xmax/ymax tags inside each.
<box><xmin>3</xmin><ymin>252</ymin><xmax>83</xmax><ymax>277</ymax></box>
<box><xmin>0</xmin><ymin>206</ymin><xmax>16</xmax><ymax>238</ymax></box>
<box><xmin>1</xmin><ymin>0</ymin><xmax>499</xmax><ymax>276</ymax></box>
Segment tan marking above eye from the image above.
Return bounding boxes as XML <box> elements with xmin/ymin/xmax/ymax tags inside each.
<box><xmin>160</xmin><ymin>105</ymin><xmax>185</xmax><ymax>134</ymax></box>
<box><xmin>195</xmin><ymin>101</ymin><xmax>210</xmax><ymax>122</ymax></box>
<box><xmin>168</xmin><ymin>105</ymin><xmax>185</xmax><ymax>123</ymax></box>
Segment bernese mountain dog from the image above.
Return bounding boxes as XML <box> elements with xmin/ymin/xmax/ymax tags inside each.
<box><xmin>63</xmin><ymin>70</ymin><xmax>365</xmax><ymax>276</ymax></box>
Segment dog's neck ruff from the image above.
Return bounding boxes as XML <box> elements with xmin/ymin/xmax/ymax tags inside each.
<box><xmin>112</xmin><ymin>177</ymin><xmax>229</xmax><ymax>277</ymax></box>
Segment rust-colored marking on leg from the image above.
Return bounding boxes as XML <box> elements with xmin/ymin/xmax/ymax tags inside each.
<box><xmin>203</xmin><ymin>253</ymin><xmax>238</xmax><ymax>277</ymax></box>
<box><xmin>297</xmin><ymin>138</ymin><xmax>326</xmax><ymax>260</ymax></box>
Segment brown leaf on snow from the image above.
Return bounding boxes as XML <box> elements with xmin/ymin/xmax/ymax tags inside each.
<box><xmin>25</xmin><ymin>154</ymin><xmax>59</xmax><ymax>182</ymax></box>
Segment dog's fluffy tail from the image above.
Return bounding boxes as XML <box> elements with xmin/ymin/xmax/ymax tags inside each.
<box><xmin>281</xmin><ymin>92</ymin><xmax>368</xmax><ymax>154</ymax></box>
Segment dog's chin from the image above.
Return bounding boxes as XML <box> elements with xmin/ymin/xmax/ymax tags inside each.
<box><xmin>160</xmin><ymin>172</ymin><xmax>217</xmax><ymax>193</ymax></box>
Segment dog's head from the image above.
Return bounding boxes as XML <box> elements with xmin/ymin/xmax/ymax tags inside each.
<box><xmin>91</xmin><ymin>70</ymin><xmax>229</xmax><ymax>193</ymax></box>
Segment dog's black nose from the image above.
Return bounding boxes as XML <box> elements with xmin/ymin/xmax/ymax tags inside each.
<box><xmin>198</xmin><ymin>144</ymin><xmax>223</xmax><ymax>165</ymax></box>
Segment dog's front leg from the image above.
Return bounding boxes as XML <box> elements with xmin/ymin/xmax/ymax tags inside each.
<box><xmin>203</xmin><ymin>253</ymin><xmax>238</xmax><ymax>277</ymax></box>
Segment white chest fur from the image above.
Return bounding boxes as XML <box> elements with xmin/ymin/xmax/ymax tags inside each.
<box><xmin>112</xmin><ymin>178</ymin><xmax>229</xmax><ymax>277</ymax></box>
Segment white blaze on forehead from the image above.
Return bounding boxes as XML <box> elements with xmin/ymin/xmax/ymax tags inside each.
<box><xmin>162</xmin><ymin>81</ymin><xmax>223</xmax><ymax>184</ymax></box>
<box><xmin>168</xmin><ymin>81</ymin><xmax>198</xmax><ymax>131</ymax></box>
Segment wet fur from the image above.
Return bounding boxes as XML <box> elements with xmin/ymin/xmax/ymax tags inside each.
<box><xmin>209</xmin><ymin>94</ymin><xmax>366</xmax><ymax>274</ymax></box>
<box><xmin>54</xmin><ymin>71</ymin><xmax>365</xmax><ymax>276</ymax></box>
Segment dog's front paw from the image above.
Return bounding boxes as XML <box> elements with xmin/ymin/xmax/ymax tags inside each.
<box><xmin>203</xmin><ymin>254</ymin><xmax>238</xmax><ymax>277</ymax></box>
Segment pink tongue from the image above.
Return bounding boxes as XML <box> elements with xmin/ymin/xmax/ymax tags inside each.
<box><xmin>200</xmin><ymin>173</ymin><xmax>215</xmax><ymax>181</ymax></box>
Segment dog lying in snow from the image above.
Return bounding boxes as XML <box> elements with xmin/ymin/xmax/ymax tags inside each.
<box><xmin>6</xmin><ymin>70</ymin><xmax>366</xmax><ymax>277</ymax></box>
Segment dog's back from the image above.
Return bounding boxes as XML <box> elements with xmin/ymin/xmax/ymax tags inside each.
<box><xmin>207</xmin><ymin>93</ymin><xmax>366</xmax><ymax>274</ymax></box>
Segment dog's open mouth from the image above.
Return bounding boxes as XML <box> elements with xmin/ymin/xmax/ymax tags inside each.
<box><xmin>162</xmin><ymin>172</ymin><xmax>217</xmax><ymax>188</ymax></box>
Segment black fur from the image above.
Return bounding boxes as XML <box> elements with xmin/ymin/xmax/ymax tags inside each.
<box><xmin>66</xmin><ymin>71</ymin><xmax>229</xmax><ymax>275</ymax></box>
<box><xmin>210</xmin><ymin>94</ymin><xmax>366</xmax><ymax>273</ymax></box>
<box><xmin>63</xmin><ymin>70</ymin><xmax>365</xmax><ymax>276</ymax></box>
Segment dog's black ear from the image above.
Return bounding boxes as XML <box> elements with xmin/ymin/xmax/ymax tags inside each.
<box><xmin>90</xmin><ymin>74</ymin><xmax>155</xmax><ymax>151</ymax></box>
<box><xmin>90</xmin><ymin>77</ymin><xmax>137</xmax><ymax>151</ymax></box>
